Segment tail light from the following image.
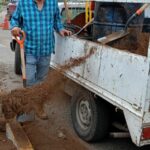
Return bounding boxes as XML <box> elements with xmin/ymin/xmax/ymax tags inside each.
<box><xmin>142</xmin><ymin>127</ymin><xmax>150</xmax><ymax>140</ymax></box>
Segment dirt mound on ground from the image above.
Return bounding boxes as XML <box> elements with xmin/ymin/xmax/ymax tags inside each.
<box><xmin>1</xmin><ymin>48</ymin><xmax>95</xmax><ymax>119</ymax></box>
<box><xmin>22</xmin><ymin>90</ymin><xmax>89</xmax><ymax>150</ymax></box>
<box><xmin>23</xmin><ymin>120</ymin><xmax>89</xmax><ymax>150</ymax></box>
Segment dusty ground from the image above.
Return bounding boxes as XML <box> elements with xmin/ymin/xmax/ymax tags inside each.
<box><xmin>0</xmin><ymin>132</ymin><xmax>16</xmax><ymax>150</ymax></box>
<box><xmin>22</xmin><ymin>91</ymin><xmax>90</xmax><ymax>150</ymax></box>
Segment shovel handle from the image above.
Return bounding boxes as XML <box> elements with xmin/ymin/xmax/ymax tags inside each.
<box><xmin>15</xmin><ymin>31</ymin><xmax>26</xmax><ymax>87</ymax></box>
<box><xmin>14</xmin><ymin>31</ymin><xmax>26</xmax><ymax>48</ymax></box>
<box><xmin>125</xmin><ymin>4</ymin><xmax>149</xmax><ymax>31</ymax></box>
<box><xmin>136</xmin><ymin>4</ymin><xmax>150</xmax><ymax>16</ymax></box>
<box><xmin>64</xmin><ymin>0</ymin><xmax>71</xmax><ymax>24</ymax></box>
<box><xmin>73</xmin><ymin>18</ymin><xmax>94</xmax><ymax>36</ymax></box>
<box><xmin>20</xmin><ymin>46</ymin><xmax>26</xmax><ymax>88</ymax></box>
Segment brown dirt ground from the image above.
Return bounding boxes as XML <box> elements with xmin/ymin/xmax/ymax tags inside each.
<box><xmin>22</xmin><ymin>91</ymin><xmax>90</xmax><ymax>150</ymax></box>
<box><xmin>0</xmin><ymin>132</ymin><xmax>16</xmax><ymax>150</ymax></box>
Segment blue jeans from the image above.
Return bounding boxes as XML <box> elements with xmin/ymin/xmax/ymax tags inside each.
<box><xmin>26</xmin><ymin>55</ymin><xmax>51</xmax><ymax>87</ymax></box>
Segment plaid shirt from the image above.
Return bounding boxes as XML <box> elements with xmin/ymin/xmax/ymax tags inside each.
<box><xmin>10</xmin><ymin>0</ymin><xmax>64</xmax><ymax>56</ymax></box>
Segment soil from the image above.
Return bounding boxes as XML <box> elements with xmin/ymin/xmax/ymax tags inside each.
<box><xmin>0</xmin><ymin>49</ymin><xmax>95</xmax><ymax>150</ymax></box>
<box><xmin>1</xmin><ymin>47</ymin><xmax>95</xmax><ymax>119</ymax></box>
<box><xmin>109</xmin><ymin>29</ymin><xmax>150</xmax><ymax>56</ymax></box>
<box><xmin>0</xmin><ymin>132</ymin><xmax>16</xmax><ymax>150</ymax></box>
<box><xmin>22</xmin><ymin>91</ymin><xmax>89</xmax><ymax>150</ymax></box>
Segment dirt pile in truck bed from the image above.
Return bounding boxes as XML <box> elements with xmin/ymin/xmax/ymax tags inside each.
<box><xmin>109</xmin><ymin>30</ymin><xmax>150</xmax><ymax>56</ymax></box>
<box><xmin>0</xmin><ymin>48</ymin><xmax>95</xmax><ymax>119</ymax></box>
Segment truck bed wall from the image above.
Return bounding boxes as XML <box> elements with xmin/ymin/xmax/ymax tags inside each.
<box><xmin>51</xmin><ymin>35</ymin><xmax>150</xmax><ymax>117</ymax></box>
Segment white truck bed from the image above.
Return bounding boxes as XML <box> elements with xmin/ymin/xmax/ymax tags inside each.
<box><xmin>51</xmin><ymin>0</ymin><xmax>150</xmax><ymax>146</ymax></box>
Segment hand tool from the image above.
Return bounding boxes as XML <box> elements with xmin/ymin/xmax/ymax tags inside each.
<box><xmin>72</xmin><ymin>18</ymin><xmax>94</xmax><ymax>36</ymax></box>
<box><xmin>97</xmin><ymin>4</ymin><xmax>150</xmax><ymax>44</ymax></box>
<box><xmin>14</xmin><ymin>31</ymin><xmax>26</xmax><ymax>87</ymax></box>
<box><xmin>64</xmin><ymin>0</ymin><xmax>71</xmax><ymax>24</ymax></box>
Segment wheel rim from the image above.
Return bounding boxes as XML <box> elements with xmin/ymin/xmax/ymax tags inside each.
<box><xmin>76</xmin><ymin>96</ymin><xmax>92</xmax><ymax>131</ymax></box>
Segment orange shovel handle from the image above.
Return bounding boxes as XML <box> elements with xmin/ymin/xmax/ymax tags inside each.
<box><xmin>14</xmin><ymin>31</ymin><xmax>26</xmax><ymax>87</ymax></box>
<box><xmin>136</xmin><ymin>4</ymin><xmax>149</xmax><ymax>16</ymax></box>
<box><xmin>14</xmin><ymin>31</ymin><xmax>26</xmax><ymax>48</ymax></box>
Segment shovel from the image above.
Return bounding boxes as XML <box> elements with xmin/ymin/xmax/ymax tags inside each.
<box><xmin>14</xmin><ymin>31</ymin><xmax>26</xmax><ymax>87</ymax></box>
<box><xmin>73</xmin><ymin>18</ymin><xmax>94</xmax><ymax>36</ymax></box>
<box><xmin>97</xmin><ymin>3</ymin><xmax>150</xmax><ymax>44</ymax></box>
<box><xmin>64</xmin><ymin>0</ymin><xmax>71</xmax><ymax>24</ymax></box>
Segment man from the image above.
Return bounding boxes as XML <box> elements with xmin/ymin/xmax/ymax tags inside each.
<box><xmin>10</xmin><ymin>0</ymin><xmax>72</xmax><ymax>87</ymax></box>
<box><xmin>10</xmin><ymin>0</ymin><xmax>71</xmax><ymax>119</ymax></box>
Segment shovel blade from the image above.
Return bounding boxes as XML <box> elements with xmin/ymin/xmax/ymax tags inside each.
<box><xmin>97</xmin><ymin>31</ymin><xmax>129</xmax><ymax>44</ymax></box>
<box><xmin>23</xmin><ymin>79</ymin><xmax>26</xmax><ymax>88</ymax></box>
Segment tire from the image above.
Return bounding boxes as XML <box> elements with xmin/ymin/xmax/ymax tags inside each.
<box><xmin>71</xmin><ymin>89</ymin><xmax>110</xmax><ymax>142</ymax></box>
<box><xmin>14</xmin><ymin>43</ymin><xmax>22</xmax><ymax>75</ymax></box>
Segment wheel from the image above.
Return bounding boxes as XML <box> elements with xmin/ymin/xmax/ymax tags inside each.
<box><xmin>14</xmin><ymin>43</ymin><xmax>22</xmax><ymax>75</ymax></box>
<box><xmin>71</xmin><ymin>89</ymin><xmax>110</xmax><ymax>142</ymax></box>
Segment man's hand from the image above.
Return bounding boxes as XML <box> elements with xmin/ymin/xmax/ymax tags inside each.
<box><xmin>59</xmin><ymin>29</ymin><xmax>72</xmax><ymax>37</ymax></box>
<box><xmin>11</xmin><ymin>27</ymin><xmax>22</xmax><ymax>37</ymax></box>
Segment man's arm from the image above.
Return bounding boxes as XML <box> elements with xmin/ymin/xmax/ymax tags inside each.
<box><xmin>54</xmin><ymin>1</ymin><xmax>72</xmax><ymax>36</ymax></box>
<box><xmin>10</xmin><ymin>0</ymin><xmax>22</xmax><ymax>36</ymax></box>
<box><xmin>53</xmin><ymin>1</ymin><xmax>64</xmax><ymax>32</ymax></box>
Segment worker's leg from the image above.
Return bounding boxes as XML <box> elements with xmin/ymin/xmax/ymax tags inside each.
<box><xmin>17</xmin><ymin>54</ymin><xmax>37</xmax><ymax>122</ymax></box>
<box><xmin>36</xmin><ymin>55</ymin><xmax>51</xmax><ymax>84</ymax></box>
<box><xmin>33</xmin><ymin>56</ymin><xmax>51</xmax><ymax>120</ymax></box>
<box><xmin>26</xmin><ymin>55</ymin><xmax>37</xmax><ymax>87</ymax></box>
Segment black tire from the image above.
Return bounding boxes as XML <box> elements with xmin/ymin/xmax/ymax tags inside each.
<box><xmin>71</xmin><ymin>89</ymin><xmax>110</xmax><ymax>142</ymax></box>
<box><xmin>14</xmin><ymin>43</ymin><xmax>22</xmax><ymax>75</ymax></box>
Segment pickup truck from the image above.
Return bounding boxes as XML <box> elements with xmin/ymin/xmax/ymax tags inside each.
<box><xmin>51</xmin><ymin>0</ymin><xmax>150</xmax><ymax>147</ymax></box>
